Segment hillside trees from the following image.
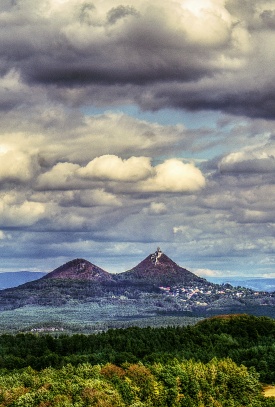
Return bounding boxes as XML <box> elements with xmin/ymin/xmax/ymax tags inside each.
<box><xmin>0</xmin><ymin>315</ymin><xmax>275</xmax><ymax>381</ymax></box>
<box><xmin>0</xmin><ymin>359</ymin><xmax>267</xmax><ymax>407</ymax></box>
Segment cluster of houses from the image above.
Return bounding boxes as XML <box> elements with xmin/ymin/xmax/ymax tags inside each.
<box><xmin>158</xmin><ymin>283</ymin><xmax>263</xmax><ymax>309</ymax></box>
<box><xmin>31</xmin><ymin>327</ymin><xmax>64</xmax><ymax>332</ymax></box>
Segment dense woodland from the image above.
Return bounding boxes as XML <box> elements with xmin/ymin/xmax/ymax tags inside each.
<box><xmin>0</xmin><ymin>358</ymin><xmax>268</xmax><ymax>406</ymax></box>
<box><xmin>0</xmin><ymin>279</ymin><xmax>160</xmax><ymax>309</ymax></box>
<box><xmin>0</xmin><ymin>315</ymin><xmax>275</xmax><ymax>405</ymax></box>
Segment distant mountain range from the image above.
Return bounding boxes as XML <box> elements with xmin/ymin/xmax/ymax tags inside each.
<box><xmin>209</xmin><ymin>277</ymin><xmax>275</xmax><ymax>293</ymax></box>
<box><xmin>0</xmin><ymin>271</ymin><xmax>46</xmax><ymax>289</ymax></box>
<box><xmin>0</xmin><ymin>248</ymin><xmax>274</xmax><ymax>317</ymax></box>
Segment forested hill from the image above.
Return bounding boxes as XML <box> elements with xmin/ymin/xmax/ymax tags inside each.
<box><xmin>1</xmin><ymin>314</ymin><xmax>275</xmax><ymax>384</ymax></box>
<box><xmin>0</xmin><ymin>315</ymin><xmax>274</xmax><ymax>406</ymax></box>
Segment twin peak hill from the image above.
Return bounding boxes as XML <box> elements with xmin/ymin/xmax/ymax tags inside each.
<box><xmin>42</xmin><ymin>248</ymin><xmax>207</xmax><ymax>287</ymax></box>
<box><xmin>0</xmin><ymin>248</ymin><xmax>211</xmax><ymax>310</ymax></box>
<box><xmin>0</xmin><ymin>248</ymin><xmax>274</xmax><ymax>315</ymax></box>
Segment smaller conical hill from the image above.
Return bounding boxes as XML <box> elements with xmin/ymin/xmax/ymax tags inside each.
<box><xmin>42</xmin><ymin>258</ymin><xmax>114</xmax><ymax>282</ymax></box>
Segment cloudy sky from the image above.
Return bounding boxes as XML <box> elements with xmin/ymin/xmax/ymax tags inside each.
<box><xmin>1</xmin><ymin>0</ymin><xmax>275</xmax><ymax>278</ymax></box>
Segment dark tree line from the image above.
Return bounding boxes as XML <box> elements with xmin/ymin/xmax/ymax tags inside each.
<box><xmin>0</xmin><ymin>314</ymin><xmax>275</xmax><ymax>383</ymax></box>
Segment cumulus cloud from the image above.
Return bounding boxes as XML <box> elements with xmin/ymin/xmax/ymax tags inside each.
<box><xmin>0</xmin><ymin>149</ymin><xmax>35</xmax><ymax>183</ymax></box>
<box><xmin>173</xmin><ymin>225</ymin><xmax>186</xmax><ymax>234</ymax></box>
<box><xmin>36</xmin><ymin>155</ymin><xmax>206</xmax><ymax>194</ymax></box>
<box><xmin>192</xmin><ymin>268</ymin><xmax>225</xmax><ymax>278</ymax></box>
<box><xmin>219</xmin><ymin>151</ymin><xmax>275</xmax><ymax>173</ymax></box>
<box><xmin>236</xmin><ymin>209</ymin><xmax>275</xmax><ymax>224</ymax></box>
<box><xmin>0</xmin><ymin>194</ymin><xmax>45</xmax><ymax>227</ymax></box>
<box><xmin>77</xmin><ymin>155</ymin><xmax>152</xmax><ymax>181</ymax></box>
<box><xmin>60</xmin><ymin>189</ymin><xmax>122</xmax><ymax>207</ymax></box>
<box><xmin>0</xmin><ymin>69</ymin><xmax>36</xmax><ymax>110</ymax></box>
<box><xmin>179</xmin><ymin>0</ymin><xmax>233</xmax><ymax>46</ymax></box>
<box><xmin>139</xmin><ymin>159</ymin><xmax>206</xmax><ymax>193</ymax></box>
<box><xmin>0</xmin><ymin>230</ymin><xmax>7</xmax><ymax>240</ymax></box>
<box><xmin>147</xmin><ymin>202</ymin><xmax>167</xmax><ymax>215</ymax></box>
<box><xmin>0</xmin><ymin>110</ymin><xmax>190</xmax><ymax>168</ymax></box>
<box><xmin>78</xmin><ymin>189</ymin><xmax>122</xmax><ymax>207</ymax></box>
<box><xmin>36</xmin><ymin>162</ymin><xmax>81</xmax><ymax>190</ymax></box>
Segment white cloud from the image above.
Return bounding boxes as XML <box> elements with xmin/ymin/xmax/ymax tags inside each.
<box><xmin>139</xmin><ymin>159</ymin><xmax>205</xmax><ymax>192</ymax></box>
<box><xmin>36</xmin><ymin>162</ymin><xmax>81</xmax><ymax>190</ymax></box>
<box><xmin>49</xmin><ymin>212</ymin><xmax>88</xmax><ymax>230</ymax></box>
<box><xmin>192</xmin><ymin>268</ymin><xmax>225</xmax><ymax>278</ymax></box>
<box><xmin>219</xmin><ymin>151</ymin><xmax>275</xmax><ymax>173</ymax></box>
<box><xmin>0</xmin><ymin>231</ymin><xmax>6</xmax><ymax>240</ymax></box>
<box><xmin>35</xmin><ymin>155</ymin><xmax>205</xmax><ymax>195</ymax></box>
<box><xmin>147</xmin><ymin>202</ymin><xmax>167</xmax><ymax>215</ymax></box>
<box><xmin>180</xmin><ymin>0</ymin><xmax>233</xmax><ymax>46</ymax></box>
<box><xmin>173</xmin><ymin>225</ymin><xmax>186</xmax><ymax>234</ymax></box>
<box><xmin>74</xmin><ymin>189</ymin><xmax>122</xmax><ymax>207</ymax></box>
<box><xmin>77</xmin><ymin>155</ymin><xmax>152</xmax><ymax>181</ymax></box>
<box><xmin>0</xmin><ymin>199</ymin><xmax>45</xmax><ymax>227</ymax></box>
<box><xmin>237</xmin><ymin>209</ymin><xmax>275</xmax><ymax>224</ymax></box>
<box><xmin>0</xmin><ymin>149</ymin><xmax>34</xmax><ymax>182</ymax></box>
<box><xmin>0</xmin><ymin>110</ymin><xmax>191</xmax><ymax>169</ymax></box>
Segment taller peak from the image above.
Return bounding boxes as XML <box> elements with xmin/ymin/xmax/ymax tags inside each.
<box><xmin>115</xmin><ymin>248</ymin><xmax>206</xmax><ymax>286</ymax></box>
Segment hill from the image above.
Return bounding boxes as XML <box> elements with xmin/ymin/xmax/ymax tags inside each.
<box><xmin>42</xmin><ymin>258</ymin><xmax>114</xmax><ymax>282</ymax></box>
<box><xmin>0</xmin><ymin>248</ymin><xmax>274</xmax><ymax>318</ymax></box>
<box><xmin>115</xmin><ymin>247</ymin><xmax>208</xmax><ymax>286</ymax></box>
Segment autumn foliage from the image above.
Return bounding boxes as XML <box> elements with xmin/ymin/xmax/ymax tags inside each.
<box><xmin>0</xmin><ymin>359</ymin><xmax>266</xmax><ymax>407</ymax></box>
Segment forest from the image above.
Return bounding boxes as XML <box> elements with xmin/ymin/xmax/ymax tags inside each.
<box><xmin>0</xmin><ymin>358</ymin><xmax>268</xmax><ymax>406</ymax></box>
<box><xmin>0</xmin><ymin>314</ymin><xmax>274</xmax><ymax>405</ymax></box>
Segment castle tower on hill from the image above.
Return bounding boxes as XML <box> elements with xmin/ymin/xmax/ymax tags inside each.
<box><xmin>151</xmin><ymin>247</ymin><xmax>162</xmax><ymax>265</ymax></box>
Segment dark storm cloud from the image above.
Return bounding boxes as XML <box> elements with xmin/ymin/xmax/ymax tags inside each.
<box><xmin>4</xmin><ymin>0</ymin><xmax>275</xmax><ymax>118</ymax></box>
<box><xmin>0</xmin><ymin>2</ymin><xmax>209</xmax><ymax>87</ymax></box>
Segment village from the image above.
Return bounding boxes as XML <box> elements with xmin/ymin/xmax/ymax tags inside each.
<box><xmin>97</xmin><ymin>279</ymin><xmax>275</xmax><ymax>316</ymax></box>
<box><xmin>157</xmin><ymin>282</ymin><xmax>274</xmax><ymax>311</ymax></box>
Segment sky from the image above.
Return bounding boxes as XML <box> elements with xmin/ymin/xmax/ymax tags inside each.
<box><xmin>1</xmin><ymin>0</ymin><xmax>275</xmax><ymax>278</ymax></box>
